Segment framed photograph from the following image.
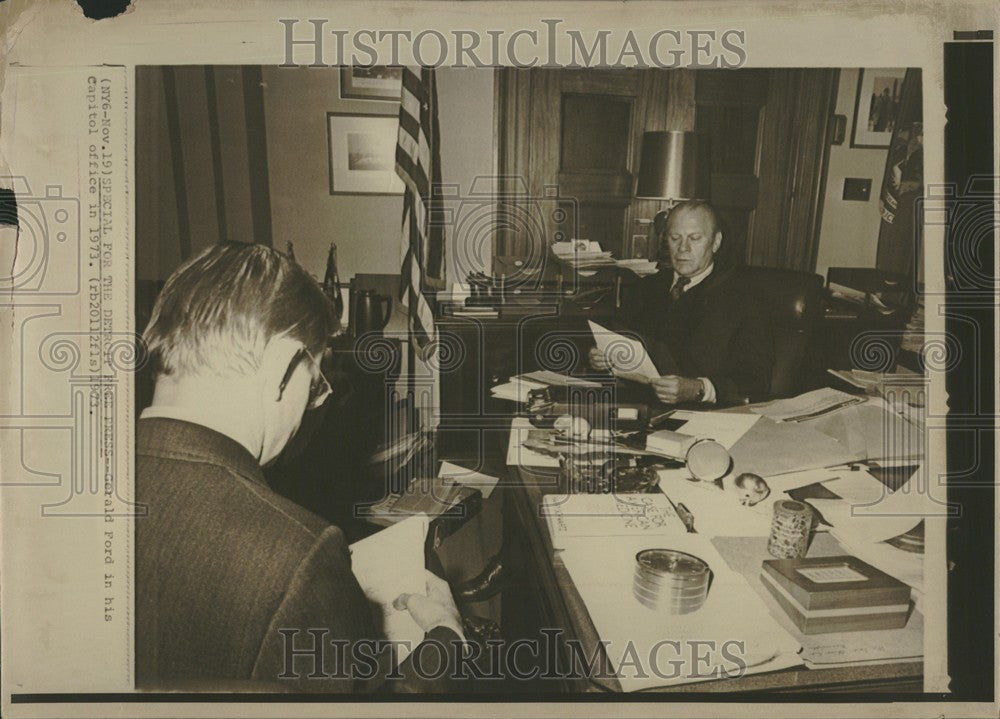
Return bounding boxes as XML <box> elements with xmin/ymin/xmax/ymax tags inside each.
<box><xmin>327</xmin><ymin>113</ymin><xmax>404</xmax><ymax>195</ymax></box>
<box><xmin>851</xmin><ymin>68</ymin><xmax>907</xmax><ymax>148</ymax></box>
<box><xmin>340</xmin><ymin>65</ymin><xmax>403</xmax><ymax>101</ymax></box>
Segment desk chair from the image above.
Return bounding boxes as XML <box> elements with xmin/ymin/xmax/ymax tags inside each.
<box><xmin>740</xmin><ymin>265</ymin><xmax>826</xmax><ymax>399</ymax></box>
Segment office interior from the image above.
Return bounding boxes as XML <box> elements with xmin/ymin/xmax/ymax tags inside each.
<box><xmin>135</xmin><ymin>65</ymin><xmax>929</xmax><ymax>694</ymax></box>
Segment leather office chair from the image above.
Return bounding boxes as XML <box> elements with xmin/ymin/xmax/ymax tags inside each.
<box><xmin>739</xmin><ymin>265</ymin><xmax>825</xmax><ymax>399</ymax></box>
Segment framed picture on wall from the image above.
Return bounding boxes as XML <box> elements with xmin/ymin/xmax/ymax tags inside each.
<box><xmin>851</xmin><ymin>68</ymin><xmax>907</xmax><ymax>148</ymax></box>
<box><xmin>327</xmin><ymin>113</ymin><xmax>404</xmax><ymax>195</ymax></box>
<box><xmin>340</xmin><ymin>66</ymin><xmax>403</xmax><ymax>101</ymax></box>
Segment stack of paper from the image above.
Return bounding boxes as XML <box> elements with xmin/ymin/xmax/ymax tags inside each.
<box><xmin>615</xmin><ymin>258</ymin><xmax>659</xmax><ymax>276</ymax></box>
<box><xmin>551</xmin><ymin>240</ymin><xmax>616</xmax><ymax>268</ymax></box>
<box><xmin>750</xmin><ymin>388</ymin><xmax>867</xmax><ymax>423</ymax></box>
<box><xmin>489</xmin><ymin>376</ymin><xmax>548</xmax><ymax>403</ymax></box>
<box><xmin>807</xmin><ymin>469</ymin><xmax>931</xmax><ymax>594</ymax></box>
<box><xmin>558</xmin><ymin>533</ymin><xmax>802</xmax><ymax>690</ymax></box>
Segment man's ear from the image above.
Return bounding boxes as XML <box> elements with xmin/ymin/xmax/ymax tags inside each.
<box><xmin>712</xmin><ymin>231</ymin><xmax>723</xmax><ymax>255</ymax></box>
<box><xmin>258</xmin><ymin>335</ymin><xmax>302</xmax><ymax>402</ymax></box>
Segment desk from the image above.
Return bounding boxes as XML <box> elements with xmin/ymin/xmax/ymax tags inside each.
<box><xmin>499</xmin><ymin>416</ymin><xmax>924</xmax><ymax>694</ymax></box>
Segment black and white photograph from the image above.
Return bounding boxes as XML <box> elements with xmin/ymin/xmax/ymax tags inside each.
<box><xmin>0</xmin><ymin>2</ymin><xmax>996</xmax><ymax>718</ymax></box>
<box><xmin>340</xmin><ymin>65</ymin><xmax>404</xmax><ymax>101</ymax></box>
<box><xmin>852</xmin><ymin>68</ymin><xmax>908</xmax><ymax>148</ymax></box>
<box><xmin>131</xmin><ymin>62</ymin><xmax>934</xmax><ymax>694</ymax></box>
<box><xmin>328</xmin><ymin>113</ymin><xmax>405</xmax><ymax>194</ymax></box>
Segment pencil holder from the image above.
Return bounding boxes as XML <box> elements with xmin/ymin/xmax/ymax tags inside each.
<box><xmin>767</xmin><ymin>499</ymin><xmax>813</xmax><ymax>559</ymax></box>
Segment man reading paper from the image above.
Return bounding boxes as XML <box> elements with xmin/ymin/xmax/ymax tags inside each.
<box><xmin>588</xmin><ymin>201</ymin><xmax>773</xmax><ymax>406</ymax></box>
<box><xmin>135</xmin><ymin>242</ymin><xmax>465</xmax><ymax>692</ymax></box>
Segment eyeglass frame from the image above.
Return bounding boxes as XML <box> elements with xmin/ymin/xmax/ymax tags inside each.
<box><xmin>277</xmin><ymin>346</ymin><xmax>332</xmax><ymax>410</ymax></box>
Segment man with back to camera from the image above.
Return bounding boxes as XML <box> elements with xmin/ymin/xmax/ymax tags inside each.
<box><xmin>588</xmin><ymin>200</ymin><xmax>773</xmax><ymax>407</ymax></box>
<box><xmin>135</xmin><ymin>241</ymin><xmax>466</xmax><ymax>692</ymax></box>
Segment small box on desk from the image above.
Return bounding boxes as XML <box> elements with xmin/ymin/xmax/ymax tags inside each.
<box><xmin>760</xmin><ymin>555</ymin><xmax>911</xmax><ymax>634</ymax></box>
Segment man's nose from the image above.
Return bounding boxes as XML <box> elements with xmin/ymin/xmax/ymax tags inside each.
<box><xmin>677</xmin><ymin>237</ymin><xmax>691</xmax><ymax>253</ymax></box>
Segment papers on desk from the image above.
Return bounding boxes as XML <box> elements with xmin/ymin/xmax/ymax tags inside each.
<box><xmin>558</xmin><ymin>534</ymin><xmax>801</xmax><ymax>691</ymax></box>
<box><xmin>657</xmin><ymin>469</ymin><xmax>774</xmax><ymax>537</ymax></box>
<box><xmin>349</xmin><ymin>514</ymin><xmax>428</xmax><ymax>663</ymax></box>
<box><xmin>588</xmin><ymin>320</ymin><xmax>660</xmax><ymax>384</ymax></box>
<box><xmin>541</xmin><ymin>493</ymin><xmax>685</xmax><ymax>550</ymax></box>
<box><xmin>507</xmin><ymin>417</ymin><xmax>561</xmax><ymax>467</ymax></box>
<box><xmin>552</xmin><ymin>240</ymin><xmax>616</xmax><ymax>269</ymax></box>
<box><xmin>489</xmin><ymin>376</ymin><xmax>548</xmax><ymax>403</ymax></box>
<box><xmin>438</xmin><ymin>461</ymin><xmax>499</xmax><ymax>499</ymax></box>
<box><xmin>615</xmin><ymin>258</ymin><xmax>659</xmax><ymax>277</ymax></box>
<box><xmin>750</xmin><ymin>387</ymin><xmax>867</xmax><ymax>422</ymax></box>
<box><xmin>519</xmin><ymin>370</ymin><xmax>601</xmax><ymax>387</ymax></box>
<box><xmin>661</xmin><ymin>410</ymin><xmax>760</xmax><ymax>450</ymax></box>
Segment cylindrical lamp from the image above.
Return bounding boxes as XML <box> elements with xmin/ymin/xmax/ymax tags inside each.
<box><xmin>635</xmin><ymin>131</ymin><xmax>699</xmax><ymax>201</ymax></box>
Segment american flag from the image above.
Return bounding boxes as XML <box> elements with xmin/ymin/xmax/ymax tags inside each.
<box><xmin>395</xmin><ymin>66</ymin><xmax>445</xmax><ymax>355</ymax></box>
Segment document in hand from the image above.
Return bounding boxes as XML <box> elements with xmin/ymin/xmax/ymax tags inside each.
<box><xmin>587</xmin><ymin>320</ymin><xmax>660</xmax><ymax>384</ymax></box>
<box><xmin>349</xmin><ymin>514</ymin><xmax>428</xmax><ymax>663</ymax></box>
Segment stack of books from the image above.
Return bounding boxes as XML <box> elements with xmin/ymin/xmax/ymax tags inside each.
<box><xmin>760</xmin><ymin>555</ymin><xmax>912</xmax><ymax>634</ymax></box>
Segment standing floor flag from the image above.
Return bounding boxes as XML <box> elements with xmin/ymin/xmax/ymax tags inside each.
<box><xmin>395</xmin><ymin>66</ymin><xmax>446</xmax><ymax>356</ymax></box>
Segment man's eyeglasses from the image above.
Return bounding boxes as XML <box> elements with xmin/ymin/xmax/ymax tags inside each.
<box><xmin>278</xmin><ymin>347</ymin><xmax>332</xmax><ymax>410</ymax></box>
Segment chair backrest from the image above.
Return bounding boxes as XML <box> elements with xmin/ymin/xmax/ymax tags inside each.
<box><xmin>740</xmin><ymin>266</ymin><xmax>825</xmax><ymax>398</ymax></box>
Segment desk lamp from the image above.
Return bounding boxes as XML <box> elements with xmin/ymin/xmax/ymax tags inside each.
<box><xmin>635</xmin><ymin>130</ymin><xmax>700</xmax><ymax>252</ymax></box>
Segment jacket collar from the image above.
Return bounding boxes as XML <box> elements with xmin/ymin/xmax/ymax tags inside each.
<box><xmin>137</xmin><ymin>416</ymin><xmax>266</xmax><ymax>487</ymax></box>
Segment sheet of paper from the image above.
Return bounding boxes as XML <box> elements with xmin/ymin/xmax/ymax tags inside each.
<box><xmin>669</xmin><ymin>410</ymin><xmax>760</xmax><ymax>450</ymax></box>
<box><xmin>348</xmin><ymin>514</ymin><xmax>428</xmax><ymax>663</ymax></box>
<box><xmin>541</xmin><ymin>493</ymin><xmax>685</xmax><ymax>549</ymax></box>
<box><xmin>558</xmin><ymin>534</ymin><xmax>801</xmax><ymax>690</ymax></box>
<box><xmin>438</xmin><ymin>461</ymin><xmax>499</xmax><ymax>499</ymax></box>
<box><xmin>587</xmin><ymin>320</ymin><xmax>660</xmax><ymax>384</ymax></box>
<box><xmin>749</xmin><ymin>388</ymin><xmax>867</xmax><ymax>422</ymax></box>
<box><xmin>763</xmin><ymin>467</ymin><xmax>845</xmax><ymax>494</ymax></box>
<box><xmin>658</xmin><ymin>469</ymin><xmax>773</xmax><ymax>537</ymax></box>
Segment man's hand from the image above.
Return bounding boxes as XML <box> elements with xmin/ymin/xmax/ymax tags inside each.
<box><xmin>394</xmin><ymin>570</ymin><xmax>465</xmax><ymax>640</ymax></box>
<box><xmin>650</xmin><ymin>375</ymin><xmax>704</xmax><ymax>404</ymax></box>
<box><xmin>588</xmin><ymin>347</ymin><xmax>612</xmax><ymax>371</ymax></box>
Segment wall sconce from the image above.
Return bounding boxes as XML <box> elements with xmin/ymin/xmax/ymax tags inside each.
<box><xmin>635</xmin><ymin>130</ymin><xmax>700</xmax><ymax>242</ymax></box>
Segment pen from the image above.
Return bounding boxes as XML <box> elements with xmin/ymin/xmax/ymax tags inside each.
<box><xmin>675</xmin><ymin>502</ymin><xmax>696</xmax><ymax>533</ymax></box>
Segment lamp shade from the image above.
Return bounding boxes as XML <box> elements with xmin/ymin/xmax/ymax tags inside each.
<box><xmin>635</xmin><ymin>131</ymin><xmax>699</xmax><ymax>200</ymax></box>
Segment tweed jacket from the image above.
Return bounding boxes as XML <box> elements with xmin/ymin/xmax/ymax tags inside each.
<box><xmin>135</xmin><ymin>417</ymin><xmax>458</xmax><ymax>693</ymax></box>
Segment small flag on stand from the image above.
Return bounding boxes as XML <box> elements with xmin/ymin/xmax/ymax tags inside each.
<box><xmin>395</xmin><ymin>66</ymin><xmax>446</xmax><ymax>358</ymax></box>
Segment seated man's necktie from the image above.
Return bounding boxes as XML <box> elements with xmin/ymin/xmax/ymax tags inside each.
<box><xmin>670</xmin><ymin>275</ymin><xmax>691</xmax><ymax>301</ymax></box>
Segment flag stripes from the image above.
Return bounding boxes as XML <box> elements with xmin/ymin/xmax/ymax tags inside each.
<box><xmin>395</xmin><ymin>66</ymin><xmax>445</xmax><ymax>353</ymax></box>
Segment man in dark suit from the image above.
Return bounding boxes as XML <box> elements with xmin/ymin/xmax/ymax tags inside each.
<box><xmin>136</xmin><ymin>242</ymin><xmax>465</xmax><ymax>692</ymax></box>
<box><xmin>588</xmin><ymin>200</ymin><xmax>773</xmax><ymax>406</ymax></box>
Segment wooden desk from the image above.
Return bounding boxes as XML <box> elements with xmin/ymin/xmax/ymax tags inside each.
<box><xmin>499</xmin><ymin>427</ymin><xmax>924</xmax><ymax>695</ymax></box>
